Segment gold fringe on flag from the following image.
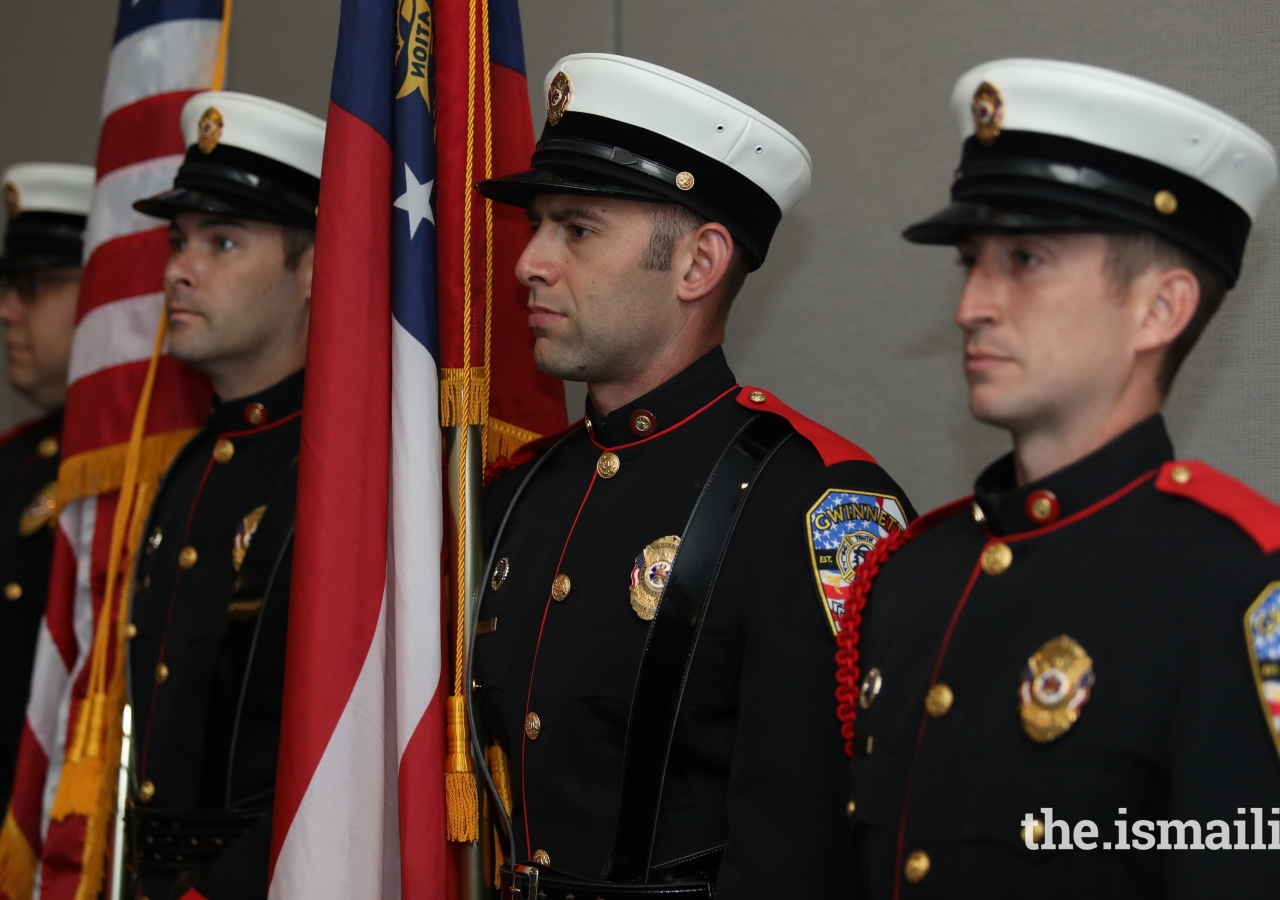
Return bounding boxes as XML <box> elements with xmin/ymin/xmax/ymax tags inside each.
<box><xmin>54</xmin><ymin>430</ymin><xmax>197</xmax><ymax>509</ymax></box>
<box><xmin>485</xmin><ymin>742</ymin><xmax>513</xmax><ymax>887</ymax></box>
<box><xmin>0</xmin><ymin>809</ymin><xmax>37</xmax><ymax>900</ymax></box>
<box><xmin>484</xmin><ymin>417</ymin><xmax>539</xmax><ymax>466</ymax></box>
<box><xmin>438</xmin><ymin>367</ymin><xmax>489</xmax><ymax>427</ymax></box>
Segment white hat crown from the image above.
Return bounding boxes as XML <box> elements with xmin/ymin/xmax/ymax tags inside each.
<box><xmin>180</xmin><ymin>91</ymin><xmax>326</xmax><ymax>179</ymax></box>
<box><xmin>950</xmin><ymin>59</ymin><xmax>1278</xmax><ymax>221</ymax></box>
<box><xmin>3</xmin><ymin>163</ymin><xmax>96</xmax><ymax>217</ymax></box>
<box><xmin>546</xmin><ymin>53</ymin><xmax>812</xmax><ymax>215</ymax></box>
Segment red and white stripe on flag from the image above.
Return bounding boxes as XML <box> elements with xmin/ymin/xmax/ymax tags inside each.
<box><xmin>0</xmin><ymin>3</ymin><xmax>222</xmax><ymax>898</ymax></box>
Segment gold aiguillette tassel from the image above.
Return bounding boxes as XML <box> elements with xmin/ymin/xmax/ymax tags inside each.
<box><xmin>485</xmin><ymin>742</ymin><xmax>513</xmax><ymax>886</ymax></box>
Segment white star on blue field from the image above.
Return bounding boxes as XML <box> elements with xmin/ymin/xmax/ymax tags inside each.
<box><xmin>393</xmin><ymin>163</ymin><xmax>435</xmax><ymax>239</ymax></box>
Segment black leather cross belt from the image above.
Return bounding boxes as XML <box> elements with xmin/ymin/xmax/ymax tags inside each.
<box><xmin>488</xmin><ymin>411</ymin><xmax>794</xmax><ymax>898</ymax></box>
<box><xmin>127</xmin><ymin>806</ymin><xmax>268</xmax><ymax>870</ymax></box>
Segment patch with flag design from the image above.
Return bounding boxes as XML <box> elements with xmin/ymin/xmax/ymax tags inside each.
<box><xmin>806</xmin><ymin>489</ymin><xmax>906</xmax><ymax>635</ymax></box>
<box><xmin>1245</xmin><ymin>581</ymin><xmax>1280</xmax><ymax>760</ymax></box>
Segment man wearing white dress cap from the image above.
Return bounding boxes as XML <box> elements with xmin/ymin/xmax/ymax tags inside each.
<box><xmin>471</xmin><ymin>54</ymin><xmax>915</xmax><ymax>898</ymax></box>
<box><xmin>125</xmin><ymin>91</ymin><xmax>322</xmax><ymax>900</ymax></box>
<box><xmin>0</xmin><ymin>162</ymin><xmax>93</xmax><ymax>813</ymax></box>
<box><xmin>841</xmin><ymin>59</ymin><xmax>1280</xmax><ymax>896</ymax></box>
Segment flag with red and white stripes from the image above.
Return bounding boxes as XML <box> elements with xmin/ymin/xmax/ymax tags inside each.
<box><xmin>267</xmin><ymin>0</ymin><xmax>562</xmax><ymax>896</ymax></box>
<box><xmin>0</xmin><ymin>3</ymin><xmax>224</xmax><ymax>897</ymax></box>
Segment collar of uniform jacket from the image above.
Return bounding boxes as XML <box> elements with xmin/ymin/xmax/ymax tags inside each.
<box><xmin>583</xmin><ymin>346</ymin><xmax>736</xmax><ymax>447</ymax></box>
<box><xmin>973</xmin><ymin>413</ymin><xmax>1174</xmax><ymax>536</ymax></box>
<box><xmin>206</xmin><ymin>367</ymin><xmax>305</xmax><ymax>433</ymax></box>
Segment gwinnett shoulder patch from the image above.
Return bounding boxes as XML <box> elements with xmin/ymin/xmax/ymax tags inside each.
<box><xmin>1245</xmin><ymin>581</ymin><xmax>1280</xmax><ymax>760</ymax></box>
<box><xmin>806</xmin><ymin>489</ymin><xmax>907</xmax><ymax>635</ymax></box>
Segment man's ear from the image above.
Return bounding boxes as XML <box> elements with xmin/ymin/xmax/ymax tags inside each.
<box><xmin>675</xmin><ymin>222</ymin><xmax>733</xmax><ymax>304</ymax></box>
<box><xmin>1132</xmin><ymin>265</ymin><xmax>1199</xmax><ymax>355</ymax></box>
<box><xmin>295</xmin><ymin>245</ymin><xmax>316</xmax><ymax>305</ymax></box>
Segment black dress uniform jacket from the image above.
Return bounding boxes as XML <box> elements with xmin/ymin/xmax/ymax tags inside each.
<box><xmin>0</xmin><ymin>410</ymin><xmax>61</xmax><ymax>810</ymax></box>
<box><xmin>476</xmin><ymin>349</ymin><xmax>914</xmax><ymax>897</ymax></box>
<box><xmin>129</xmin><ymin>371</ymin><xmax>302</xmax><ymax>900</ymax></box>
<box><xmin>848</xmin><ymin>416</ymin><xmax>1280</xmax><ymax>898</ymax></box>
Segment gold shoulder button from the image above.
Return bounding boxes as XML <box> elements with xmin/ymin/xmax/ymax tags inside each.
<box><xmin>37</xmin><ymin>435</ymin><xmax>59</xmax><ymax>459</ymax></box>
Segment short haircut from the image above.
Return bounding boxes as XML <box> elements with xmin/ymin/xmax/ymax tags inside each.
<box><xmin>280</xmin><ymin>224</ymin><xmax>316</xmax><ymax>272</ymax></box>
<box><xmin>639</xmin><ymin>202</ymin><xmax>748</xmax><ymax>316</ymax></box>
<box><xmin>1102</xmin><ymin>232</ymin><xmax>1228</xmax><ymax>395</ymax></box>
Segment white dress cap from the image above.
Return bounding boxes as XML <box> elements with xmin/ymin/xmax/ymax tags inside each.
<box><xmin>3</xmin><ymin>163</ymin><xmax>96</xmax><ymax>217</ymax></box>
<box><xmin>547</xmin><ymin>54</ymin><xmax>812</xmax><ymax>215</ymax></box>
<box><xmin>950</xmin><ymin>59</ymin><xmax>1277</xmax><ymax>221</ymax></box>
<box><xmin>181</xmin><ymin>91</ymin><xmax>326</xmax><ymax>179</ymax></box>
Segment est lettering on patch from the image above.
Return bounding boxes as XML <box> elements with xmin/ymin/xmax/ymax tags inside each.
<box><xmin>1245</xmin><ymin>581</ymin><xmax>1280</xmax><ymax>760</ymax></box>
<box><xmin>806</xmin><ymin>489</ymin><xmax>907</xmax><ymax>635</ymax></box>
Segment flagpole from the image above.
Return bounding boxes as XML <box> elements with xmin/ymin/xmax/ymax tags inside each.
<box><xmin>446</xmin><ymin>423</ymin><xmax>488</xmax><ymax>899</ymax></box>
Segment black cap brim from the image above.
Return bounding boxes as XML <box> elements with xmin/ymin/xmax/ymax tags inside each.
<box><xmin>903</xmin><ymin>201</ymin><xmax>1132</xmax><ymax>245</ymax></box>
<box><xmin>903</xmin><ymin>132</ymin><xmax>1250</xmax><ymax>286</ymax></box>
<box><xmin>476</xmin><ymin>166</ymin><xmax>670</xmax><ymax>209</ymax></box>
<box><xmin>1</xmin><ymin>212</ymin><xmax>86</xmax><ymax>274</ymax></box>
<box><xmin>133</xmin><ymin>186</ymin><xmax>315</xmax><ymax>229</ymax></box>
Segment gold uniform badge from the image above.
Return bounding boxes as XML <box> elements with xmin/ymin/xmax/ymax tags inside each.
<box><xmin>18</xmin><ymin>481</ymin><xmax>58</xmax><ymax>537</ymax></box>
<box><xmin>629</xmin><ymin>535</ymin><xmax>680</xmax><ymax>621</ymax></box>
<box><xmin>232</xmin><ymin>505</ymin><xmax>267</xmax><ymax>571</ymax></box>
<box><xmin>1019</xmin><ymin>634</ymin><xmax>1095</xmax><ymax>742</ymax></box>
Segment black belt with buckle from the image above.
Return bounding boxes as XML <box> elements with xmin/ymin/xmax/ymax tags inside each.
<box><xmin>127</xmin><ymin>806</ymin><xmax>268</xmax><ymax>870</ymax></box>
<box><xmin>500</xmin><ymin>847</ymin><xmax>722</xmax><ymax>900</ymax></box>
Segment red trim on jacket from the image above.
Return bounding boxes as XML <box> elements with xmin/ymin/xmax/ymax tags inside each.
<box><xmin>735</xmin><ymin>387</ymin><xmax>877</xmax><ymax>467</ymax></box>
<box><xmin>1156</xmin><ymin>459</ymin><xmax>1280</xmax><ymax>554</ymax></box>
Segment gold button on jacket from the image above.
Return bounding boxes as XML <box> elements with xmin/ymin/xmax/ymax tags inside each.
<box><xmin>904</xmin><ymin>849</ymin><xmax>930</xmax><ymax>883</ymax></box>
<box><xmin>925</xmin><ymin>683</ymin><xmax>953</xmax><ymax>717</ymax></box>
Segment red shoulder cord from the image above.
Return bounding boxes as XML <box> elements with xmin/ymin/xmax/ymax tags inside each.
<box><xmin>834</xmin><ymin>527</ymin><xmax>913</xmax><ymax>756</ymax></box>
<box><xmin>835</xmin><ymin>498</ymin><xmax>972</xmax><ymax>757</ymax></box>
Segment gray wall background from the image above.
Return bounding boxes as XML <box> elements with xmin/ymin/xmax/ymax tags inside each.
<box><xmin>2</xmin><ymin>1</ymin><xmax>1277</xmax><ymax>511</ymax></box>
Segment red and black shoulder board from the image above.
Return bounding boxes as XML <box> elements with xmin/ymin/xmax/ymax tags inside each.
<box><xmin>1156</xmin><ymin>460</ymin><xmax>1280</xmax><ymax>554</ymax></box>
<box><xmin>483</xmin><ymin>419</ymin><xmax>583</xmax><ymax>487</ymax></box>
<box><xmin>735</xmin><ymin>386</ymin><xmax>876</xmax><ymax>467</ymax></box>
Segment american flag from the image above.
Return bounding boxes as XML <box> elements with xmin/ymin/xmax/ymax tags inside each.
<box><xmin>0</xmin><ymin>2</ymin><xmax>224</xmax><ymax>897</ymax></box>
<box><xmin>268</xmin><ymin>0</ymin><xmax>562</xmax><ymax>896</ymax></box>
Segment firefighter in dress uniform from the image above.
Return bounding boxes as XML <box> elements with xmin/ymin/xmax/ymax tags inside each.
<box><xmin>0</xmin><ymin>163</ymin><xmax>93</xmax><ymax>809</ymax></box>
<box><xmin>123</xmin><ymin>91</ymin><xmax>322</xmax><ymax>900</ymax></box>
<box><xmin>840</xmin><ymin>59</ymin><xmax>1280</xmax><ymax>897</ymax></box>
<box><xmin>470</xmin><ymin>54</ymin><xmax>915</xmax><ymax>899</ymax></box>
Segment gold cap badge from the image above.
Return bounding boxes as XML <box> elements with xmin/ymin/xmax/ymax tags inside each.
<box><xmin>197</xmin><ymin>107</ymin><xmax>225</xmax><ymax>155</ymax></box>
<box><xmin>971</xmin><ymin>82</ymin><xmax>1004</xmax><ymax>146</ymax></box>
<box><xmin>4</xmin><ymin>182</ymin><xmax>20</xmax><ymax>219</ymax></box>
<box><xmin>629</xmin><ymin>535</ymin><xmax>680</xmax><ymax>620</ymax></box>
<box><xmin>1019</xmin><ymin>634</ymin><xmax>1094</xmax><ymax>742</ymax></box>
<box><xmin>547</xmin><ymin>71</ymin><xmax>572</xmax><ymax>126</ymax></box>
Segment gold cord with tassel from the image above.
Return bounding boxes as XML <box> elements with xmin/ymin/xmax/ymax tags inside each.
<box><xmin>443</xmin><ymin>0</ymin><xmax>486</xmax><ymax>844</ymax></box>
<box><xmin>47</xmin><ymin>313</ymin><xmax>172</xmax><ymax>900</ymax></box>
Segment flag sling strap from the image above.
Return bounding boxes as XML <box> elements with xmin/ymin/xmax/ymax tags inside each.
<box><xmin>470</xmin><ymin>412</ymin><xmax>794</xmax><ymax>893</ymax></box>
<box><xmin>603</xmin><ymin>412</ymin><xmax>793</xmax><ymax>883</ymax></box>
